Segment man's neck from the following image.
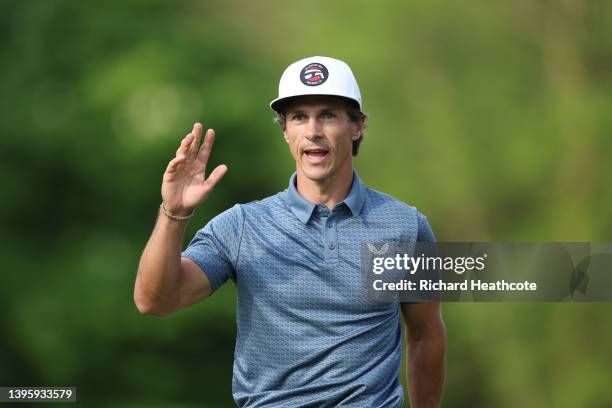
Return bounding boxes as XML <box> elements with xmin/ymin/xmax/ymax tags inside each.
<box><xmin>295</xmin><ymin>165</ymin><xmax>354</xmax><ymax>210</ymax></box>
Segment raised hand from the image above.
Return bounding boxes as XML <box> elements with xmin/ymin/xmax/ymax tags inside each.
<box><xmin>161</xmin><ymin>123</ymin><xmax>228</xmax><ymax>216</ymax></box>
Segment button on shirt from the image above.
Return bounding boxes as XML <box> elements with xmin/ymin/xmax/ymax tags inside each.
<box><xmin>182</xmin><ymin>171</ymin><xmax>435</xmax><ymax>408</ymax></box>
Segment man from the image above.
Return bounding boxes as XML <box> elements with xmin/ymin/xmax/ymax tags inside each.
<box><xmin>135</xmin><ymin>56</ymin><xmax>446</xmax><ymax>407</ymax></box>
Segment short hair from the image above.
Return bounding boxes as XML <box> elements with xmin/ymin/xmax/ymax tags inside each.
<box><xmin>273</xmin><ymin>96</ymin><xmax>368</xmax><ymax>156</ymax></box>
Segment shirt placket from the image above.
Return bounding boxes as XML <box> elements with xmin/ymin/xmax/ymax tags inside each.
<box><xmin>319</xmin><ymin>205</ymin><xmax>339</xmax><ymax>262</ymax></box>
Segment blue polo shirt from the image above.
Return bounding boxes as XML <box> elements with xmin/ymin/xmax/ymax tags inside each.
<box><xmin>182</xmin><ymin>171</ymin><xmax>435</xmax><ymax>407</ymax></box>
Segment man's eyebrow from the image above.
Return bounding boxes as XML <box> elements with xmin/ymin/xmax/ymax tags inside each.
<box><xmin>286</xmin><ymin>109</ymin><xmax>303</xmax><ymax>114</ymax></box>
<box><xmin>286</xmin><ymin>106</ymin><xmax>340</xmax><ymax>115</ymax></box>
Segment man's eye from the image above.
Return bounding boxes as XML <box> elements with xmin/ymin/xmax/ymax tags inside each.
<box><xmin>291</xmin><ymin>114</ymin><xmax>305</xmax><ymax>121</ymax></box>
<box><xmin>322</xmin><ymin>112</ymin><xmax>336</xmax><ymax>119</ymax></box>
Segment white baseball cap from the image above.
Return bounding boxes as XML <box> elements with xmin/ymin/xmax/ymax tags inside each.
<box><xmin>270</xmin><ymin>56</ymin><xmax>362</xmax><ymax>112</ymax></box>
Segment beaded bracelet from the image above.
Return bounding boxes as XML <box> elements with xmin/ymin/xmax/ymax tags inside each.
<box><xmin>159</xmin><ymin>202</ymin><xmax>194</xmax><ymax>221</ymax></box>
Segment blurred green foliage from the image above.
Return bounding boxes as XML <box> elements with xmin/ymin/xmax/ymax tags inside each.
<box><xmin>1</xmin><ymin>0</ymin><xmax>611</xmax><ymax>406</ymax></box>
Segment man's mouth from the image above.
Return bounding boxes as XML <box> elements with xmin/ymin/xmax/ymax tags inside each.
<box><xmin>303</xmin><ymin>148</ymin><xmax>329</xmax><ymax>163</ymax></box>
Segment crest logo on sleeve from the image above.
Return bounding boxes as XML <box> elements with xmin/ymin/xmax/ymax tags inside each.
<box><xmin>300</xmin><ymin>63</ymin><xmax>329</xmax><ymax>86</ymax></box>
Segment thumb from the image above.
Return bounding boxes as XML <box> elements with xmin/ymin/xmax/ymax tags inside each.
<box><xmin>205</xmin><ymin>164</ymin><xmax>228</xmax><ymax>189</ymax></box>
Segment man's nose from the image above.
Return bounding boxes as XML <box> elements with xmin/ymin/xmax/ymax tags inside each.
<box><xmin>304</xmin><ymin>118</ymin><xmax>323</xmax><ymax>140</ymax></box>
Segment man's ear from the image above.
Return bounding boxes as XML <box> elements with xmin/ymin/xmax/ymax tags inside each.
<box><xmin>352</xmin><ymin>117</ymin><xmax>365</xmax><ymax>140</ymax></box>
<box><xmin>283</xmin><ymin>129</ymin><xmax>290</xmax><ymax>144</ymax></box>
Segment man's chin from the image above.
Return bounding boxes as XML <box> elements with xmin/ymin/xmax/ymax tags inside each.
<box><xmin>299</xmin><ymin>166</ymin><xmax>332</xmax><ymax>182</ymax></box>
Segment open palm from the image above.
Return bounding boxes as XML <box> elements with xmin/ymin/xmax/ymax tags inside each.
<box><xmin>161</xmin><ymin>123</ymin><xmax>228</xmax><ymax>216</ymax></box>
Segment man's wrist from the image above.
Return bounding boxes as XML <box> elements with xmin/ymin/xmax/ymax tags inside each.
<box><xmin>159</xmin><ymin>202</ymin><xmax>195</xmax><ymax>221</ymax></box>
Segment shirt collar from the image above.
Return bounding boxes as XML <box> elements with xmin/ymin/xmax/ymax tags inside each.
<box><xmin>285</xmin><ymin>170</ymin><xmax>366</xmax><ymax>224</ymax></box>
<box><xmin>343</xmin><ymin>170</ymin><xmax>367</xmax><ymax>217</ymax></box>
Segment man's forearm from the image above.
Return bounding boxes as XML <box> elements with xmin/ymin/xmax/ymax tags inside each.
<box><xmin>134</xmin><ymin>211</ymin><xmax>189</xmax><ymax>314</ymax></box>
<box><xmin>406</xmin><ymin>324</ymin><xmax>446</xmax><ymax>408</ymax></box>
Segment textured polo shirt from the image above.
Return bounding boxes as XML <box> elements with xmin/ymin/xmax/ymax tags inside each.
<box><xmin>182</xmin><ymin>171</ymin><xmax>435</xmax><ymax>407</ymax></box>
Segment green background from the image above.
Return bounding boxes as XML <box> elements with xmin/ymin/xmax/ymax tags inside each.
<box><xmin>2</xmin><ymin>0</ymin><xmax>611</xmax><ymax>406</ymax></box>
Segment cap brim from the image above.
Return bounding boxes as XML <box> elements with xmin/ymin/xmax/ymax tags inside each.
<box><xmin>270</xmin><ymin>94</ymin><xmax>361</xmax><ymax>113</ymax></box>
<box><xmin>269</xmin><ymin>96</ymin><xmax>290</xmax><ymax>113</ymax></box>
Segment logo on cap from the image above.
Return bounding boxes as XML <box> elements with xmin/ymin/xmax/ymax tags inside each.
<box><xmin>300</xmin><ymin>63</ymin><xmax>328</xmax><ymax>86</ymax></box>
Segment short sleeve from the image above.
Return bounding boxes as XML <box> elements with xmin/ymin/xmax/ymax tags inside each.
<box><xmin>416</xmin><ymin>212</ymin><xmax>436</xmax><ymax>243</ymax></box>
<box><xmin>181</xmin><ymin>204</ymin><xmax>244</xmax><ymax>293</ymax></box>
<box><xmin>403</xmin><ymin>211</ymin><xmax>437</xmax><ymax>304</ymax></box>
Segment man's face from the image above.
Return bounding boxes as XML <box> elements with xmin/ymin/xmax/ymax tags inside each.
<box><xmin>282</xmin><ymin>96</ymin><xmax>363</xmax><ymax>182</ymax></box>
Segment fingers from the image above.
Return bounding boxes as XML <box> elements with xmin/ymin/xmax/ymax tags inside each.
<box><xmin>188</xmin><ymin>122</ymin><xmax>202</xmax><ymax>160</ymax></box>
<box><xmin>196</xmin><ymin>128</ymin><xmax>216</xmax><ymax>166</ymax></box>
<box><xmin>176</xmin><ymin>132</ymin><xmax>193</xmax><ymax>159</ymax></box>
<box><xmin>170</xmin><ymin>124</ymin><xmax>220</xmax><ymax>180</ymax></box>
<box><xmin>205</xmin><ymin>164</ymin><xmax>228</xmax><ymax>189</ymax></box>
<box><xmin>165</xmin><ymin>156</ymin><xmax>185</xmax><ymax>173</ymax></box>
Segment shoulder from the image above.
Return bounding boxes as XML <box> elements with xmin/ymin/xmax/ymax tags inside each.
<box><xmin>363</xmin><ymin>187</ymin><xmax>435</xmax><ymax>242</ymax></box>
<box><xmin>199</xmin><ymin>203</ymin><xmax>244</xmax><ymax>235</ymax></box>
<box><xmin>200</xmin><ymin>190</ymin><xmax>288</xmax><ymax>231</ymax></box>
<box><xmin>235</xmin><ymin>190</ymin><xmax>287</xmax><ymax>218</ymax></box>
<box><xmin>363</xmin><ymin>187</ymin><xmax>419</xmax><ymax>216</ymax></box>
